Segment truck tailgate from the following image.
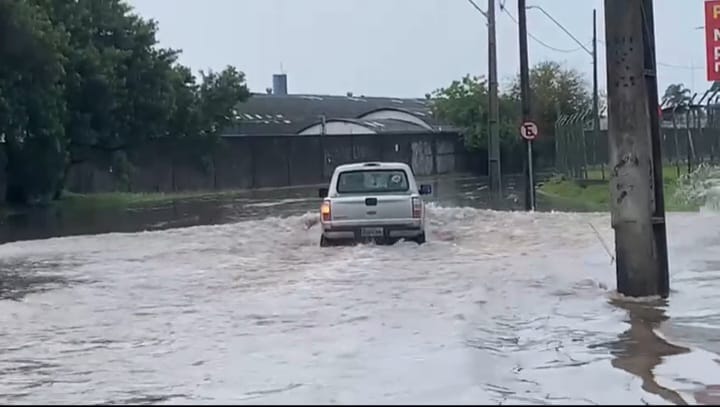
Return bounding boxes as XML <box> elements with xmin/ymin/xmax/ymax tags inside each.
<box><xmin>331</xmin><ymin>195</ymin><xmax>413</xmax><ymax>222</ymax></box>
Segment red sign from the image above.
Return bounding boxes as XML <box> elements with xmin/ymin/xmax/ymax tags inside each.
<box><xmin>706</xmin><ymin>0</ymin><xmax>720</xmax><ymax>81</ymax></box>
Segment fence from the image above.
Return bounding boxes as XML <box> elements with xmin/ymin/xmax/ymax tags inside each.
<box><xmin>554</xmin><ymin>109</ymin><xmax>596</xmax><ymax>179</ymax></box>
<box><xmin>64</xmin><ymin>131</ymin><xmax>467</xmax><ymax>194</ymax></box>
<box><xmin>554</xmin><ymin>107</ymin><xmax>720</xmax><ymax>180</ymax></box>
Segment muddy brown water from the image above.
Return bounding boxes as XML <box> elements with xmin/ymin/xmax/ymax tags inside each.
<box><xmin>1</xmin><ymin>174</ymin><xmax>720</xmax><ymax>404</ymax></box>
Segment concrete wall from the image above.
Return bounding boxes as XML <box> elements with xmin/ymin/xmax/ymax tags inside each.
<box><xmin>436</xmin><ymin>138</ymin><xmax>456</xmax><ymax>174</ymax></box>
<box><xmin>214</xmin><ymin>137</ymin><xmax>253</xmax><ymax>190</ymax></box>
<box><xmin>65</xmin><ymin>132</ymin><xmax>466</xmax><ymax>194</ymax></box>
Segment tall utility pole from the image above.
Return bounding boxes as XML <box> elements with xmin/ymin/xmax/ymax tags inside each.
<box><xmin>488</xmin><ymin>0</ymin><xmax>502</xmax><ymax>197</ymax></box>
<box><xmin>592</xmin><ymin>9</ymin><xmax>601</xmax><ymax>172</ymax></box>
<box><xmin>466</xmin><ymin>0</ymin><xmax>502</xmax><ymax>198</ymax></box>
<box><xmin>604</xmin><ymin>0</ymin><xmax>669</xmax><ymax>298</ymax></box>
<box><xmin>518</xmin><ymin>0</ymin><xmax>534</xmax><ymax>211</ymax></box>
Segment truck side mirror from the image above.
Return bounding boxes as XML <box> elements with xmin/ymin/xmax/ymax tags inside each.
<box><xmin>318</xmin><ymin>187</ymin><xmax>329</xmax><ymax>198</ymax></box>
<box><xmin>419</xmin><ymin>184</ymin><xmax>432</xmax><ymax>195</ymax></box>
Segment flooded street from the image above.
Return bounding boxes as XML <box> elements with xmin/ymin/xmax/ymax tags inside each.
<box><xmin>2</xmin><ymin>175</ymin><xmax>720</xmax><ymax>404</ymax></box>
<box><xmin>0</xmin><ymin>174</ymin><xmax>538</xmax><ymax>245</ymax></box>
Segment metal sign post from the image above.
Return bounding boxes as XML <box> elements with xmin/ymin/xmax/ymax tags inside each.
<box><xmin>520</xmin><ymin>121</ymin><xmax>538</xmax><ymax>211</ymax></box>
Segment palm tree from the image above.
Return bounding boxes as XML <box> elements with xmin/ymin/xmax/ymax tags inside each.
<box><xmin>662</xmin><ymin>83</ymin><xmax>692</xmax><ymax>111</ymax></box>
<box><xmin>662</xmin><ymin>83</ymin><xmax>700</xmax><ymax>169</ymax></box>
<box><xmin>662</xmin><ymin>84</ymin><xmax>692</xmax><ymax>167</ymax></box>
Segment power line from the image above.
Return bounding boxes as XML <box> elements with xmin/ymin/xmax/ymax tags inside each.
<box><xmin>657</xmin><ymin>62</ymin><xmax>703</xmax><ymax>71</ymax></box>
<box><xmin>526</xmin><ymin>5</ymin><xmax>592</xmax><ymax>55</ymax></box>
<box><xmin>499</xmin><ymin>2</ymin><xmax>703</xmax><ymax>72</ymax></box>
<box><xmin>596</xmin><ymin>39</ymin><xmax>703</xmax><ymax>71</ymax></box>
<box><xmin>500</xmin><ymin>5</ymin><xmax>584</xmax><ymax>54</ymax></box>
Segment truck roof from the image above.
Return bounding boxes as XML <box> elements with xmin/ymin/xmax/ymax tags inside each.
<box><xmin>333</xmin><ymin>162</ymin><xmax>411</xmax><ymax>172</ymax></box>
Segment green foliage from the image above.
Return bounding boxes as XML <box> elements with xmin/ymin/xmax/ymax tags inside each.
<box><xmin>431</xmin><ymin>75</ymin><xmax>519</xmax><ymax>150</ymax></box>
<box><xmin>0</xmin><ymin>0</ymin><xmax>69</xmax><ymax>204</ymax></box>
<box><xmin>432</xmin><ymin>61</ymin><xmax>592</xmax><ymax>151</ymax></box>
<box><xmin>509</xmin><ymin>60</ymin><xmax>591</xmax><ymax>121</ymax></box>
<box><xmin>0</xmin><ymin>0</ymin><xmax>250</xmax><ymax>205</ymax></box>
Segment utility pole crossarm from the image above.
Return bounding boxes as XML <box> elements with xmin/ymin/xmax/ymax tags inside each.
<box><xmin>466</xmin><ymin>0</ymin><xmax>488</xmax><ymax>19</ymax></box>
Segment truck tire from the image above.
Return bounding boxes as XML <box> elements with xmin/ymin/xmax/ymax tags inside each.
<box><xmin>413</xmin><ymin>232</ymin><xmax>426</xmax><ymax>245</ymax></box>
<box><xmin>320</xmin><ymin>235</ymin><xmax>333</xmax><ymax>247</ymax></box>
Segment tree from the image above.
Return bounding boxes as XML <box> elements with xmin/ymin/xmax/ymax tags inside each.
<box><xmin>509</xmin><ymin>60</ymin><xmax>592</xmax><ymax>134</ymax></box>
<box><xmin>431</xmin><ymin>75</ymin><xmax>520</xmax><ymax>150</ymax></box>
<box><xmin>662</xmin><ymin>83</ymin><xmax>692</xmax><ymax>111</ymax></box>
<box><xmin>0</xmin><ymin>0</ymin><xmax>69</xmax><ymax>204</ymax></box>
<box><xmin>1</xmin><ymin>0</ymin><xmax>250</xmax><ymax>205</ymax></box>
<box><xmin>196</xmin><ymin>67</ymin><xmax>251</xmax><ymax>139</ymax></box>
<box><xmin>431</xmin><ymin>61</ymin><xmax>593</xmax><ymax>171</ymax></box>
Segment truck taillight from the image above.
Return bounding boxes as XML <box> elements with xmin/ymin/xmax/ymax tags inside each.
<box><xmin>412</xmin><ymin>197</ymin><xmax>422</xmax><ymax>218</ymax></box>
<box><xmin>321</xmin><ymin>200</ymin><xmax>332</xmax><ymax>222</ymax></box>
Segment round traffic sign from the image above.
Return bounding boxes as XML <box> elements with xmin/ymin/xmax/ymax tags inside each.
<box><xmin>520</xmin><ymin>121</ymin><xmax>538</xmax><ymax>140</ymax></box>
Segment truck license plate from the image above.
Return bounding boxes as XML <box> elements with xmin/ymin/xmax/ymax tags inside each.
<box><xmin>361</xmin><ymin>227</ymin><xmax>384</xmax><ymax>237</ymax></box>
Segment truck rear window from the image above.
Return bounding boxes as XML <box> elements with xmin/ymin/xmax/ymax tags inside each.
<box><xmin>336</xmin><ymin>169</ymin><xmax>410</xmax><ymax>193</ymax></box>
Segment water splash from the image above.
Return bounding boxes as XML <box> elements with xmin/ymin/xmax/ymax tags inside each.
<box><xmin>675</xmin><ymin>164</ymin><xmax>720</xmax><ymax>211</ymax></box>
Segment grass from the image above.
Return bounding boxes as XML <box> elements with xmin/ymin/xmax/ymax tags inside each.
<box><xmin>55</xmin><ymin>180</ymin><xmax>327</xmax><ymax>210</ymax></box>
<box><xmin>57</xmin><ymin>190</ymin><xmax>239</xmax><ymax>210</ymax></box>
<box><xmin>0</xmin><ymin>201</ymin><xmax>29</xmax><ymax>217</ymax></box>
<box><xmin>0</xmin><ymin>191</ymin><xmax>205</xmax><ymax>216</ymax></box>
<box><xmin>538</xmin><ymin>164</ymin><xmax>700</xmax><ymax>212</ymax></box>
<box><xmin>2</xmin><ymin>168</ymin><xmax>705</xmax><ymax>215</ymax></box>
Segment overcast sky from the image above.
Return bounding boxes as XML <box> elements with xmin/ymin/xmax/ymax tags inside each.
<box><xmin>126</xmin><ymin>0</ymin><xmax>706</xmax><ymax>99</ymax></box>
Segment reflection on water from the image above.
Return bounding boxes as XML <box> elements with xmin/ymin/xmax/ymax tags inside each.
<box><xmin>603</xmin><ymin>299</ymin><xmax>690</xmax><ymax>405</ymax></box>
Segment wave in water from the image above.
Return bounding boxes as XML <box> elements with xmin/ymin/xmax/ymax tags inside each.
<box><xmin>675</xmin><ymin>164</ymin><xmax>720</xmax><ymax>211</ymax></box>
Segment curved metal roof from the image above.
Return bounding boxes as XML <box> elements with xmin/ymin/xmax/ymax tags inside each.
<box><xmin>296</xmin><ymin>118</ymin><xmax>430</xmax><ymax>135</ymax></box>
<box><xmin>226</xmin><ymin>93</ymin><xmax>453</xmax><ymax>136</ymax></box>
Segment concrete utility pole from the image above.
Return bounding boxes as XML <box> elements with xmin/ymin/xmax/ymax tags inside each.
<box><xmin>488</xmin><ymin>0</ymin><xmax>502</xmax><ymax>197</ymax></box>
<box><xmin>604</xmin><ymin>0</ymin><xmax>669</xmax><ymax>298</ymax></box>
<box><xmin>466</xmin><ymin>0</ymin><xmax>502</xmax><ymax>197</ymax></box>
<box><xmin>518</xmin><ymin>0</ymin><xmax>535</xmax><ymax>211</ymax></box>
<box><xmin>592</xmin><ymin>9</ymin><xmax>601</xmax><ymax>173</ymax></box>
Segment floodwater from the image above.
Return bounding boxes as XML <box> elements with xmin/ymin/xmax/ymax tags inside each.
<box><xmin>2</xmin><ymin>173</ymin><xmax>720</xmax><ymax>404</ymax></box>
<box><xmin>0</xmin><ymin>174</ymin><xmax>541</xmax><ymax>245</ymax></box>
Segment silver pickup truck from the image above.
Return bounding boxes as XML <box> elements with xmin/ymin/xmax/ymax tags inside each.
<box><xmin>317</xmin><ymin>162</ymin><xmax>432</xmax><ymax>247</ymax></box>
